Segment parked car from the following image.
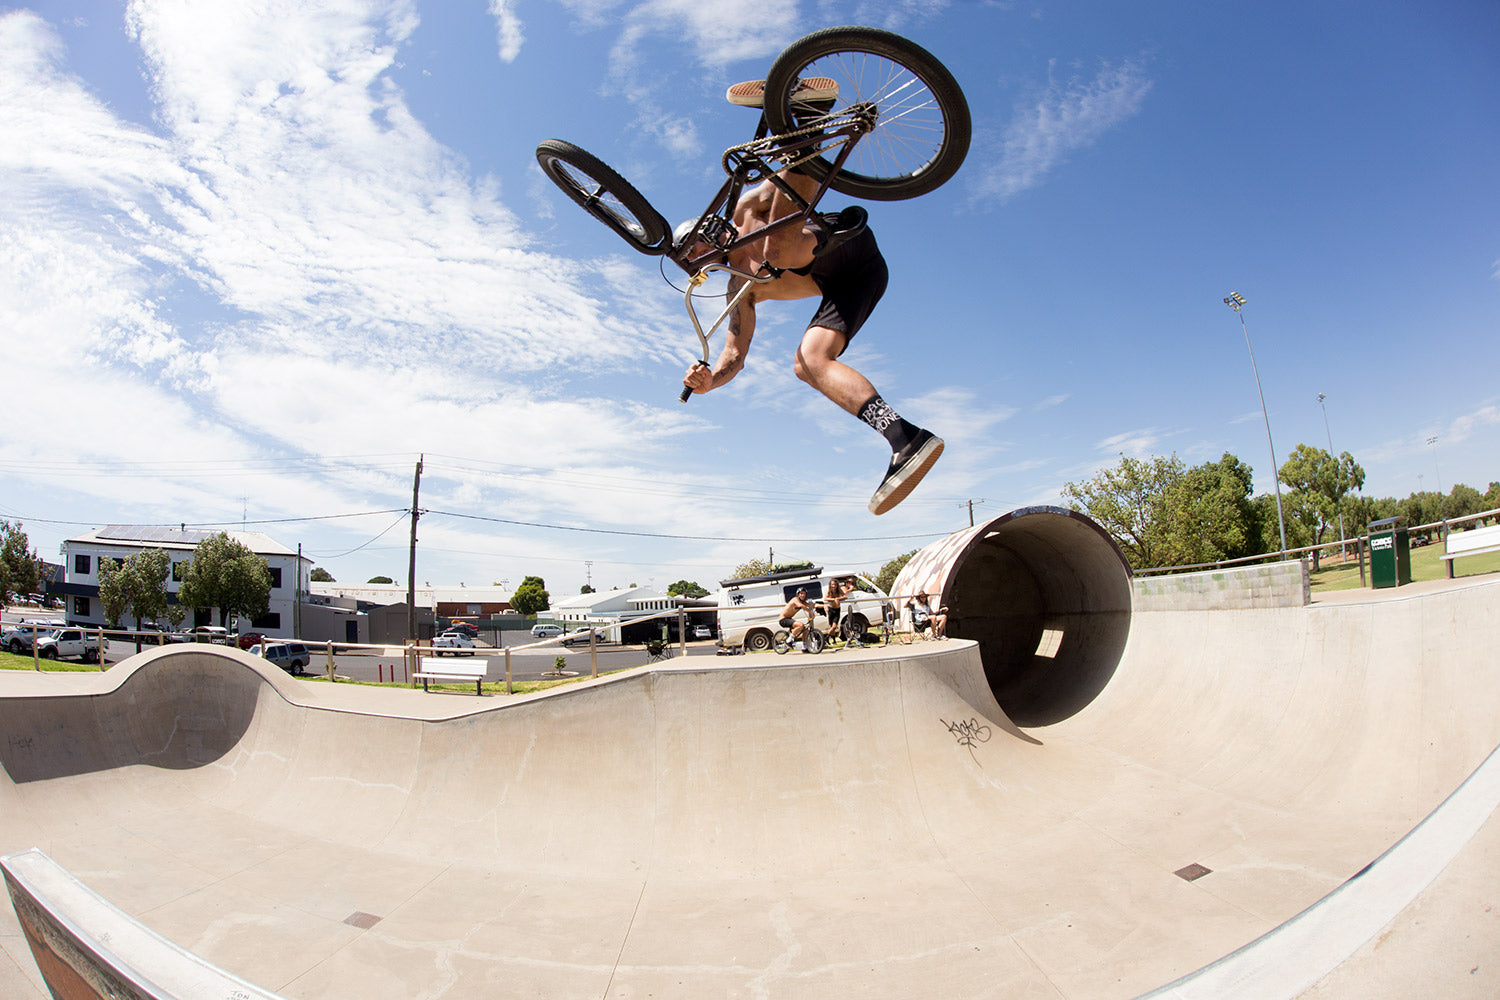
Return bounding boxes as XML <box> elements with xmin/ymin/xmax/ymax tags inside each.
<box><xmin>693</xmin><ymin>625</ymin><xmax>713</xmax><ymax>640</ymax></box>
<box><xmin>192</xmin><ymin>625</ymin><xmax>231</xmax><ymax>644</ymax></box>
<box><xmin>248</xmin><ymin>642</ymin><xmax>311</xmax><ymax>675</ymax></box>
<box><xmin>237</xmin><ymin>631</ymin><xmax>266</xmax><ymax>650</ymax></box>
<box><xmin>530</xmin><ymin>624</ymin><xmax>564</xmax><ymax>638</ymax></box>
<box><xmin>433</xmin><ymin>633</ymin><xmax>476</xmax><ymax>655</ymax></box>
<box><xmin>2</xmin><ymin>620</ymin><xmax>67</xmax><ymax>654</ymax></box>
<box><xmin>33</xmin><ymin>628</ymin><xmax>106</xmax><ymax>663</ymax></box>
<box><xmin>444</xmin><ymin>622</ymin><xmax>479</xmax><ymax>638</ymax></box>
<box><xmin>561</xmin><ymin>626</ymin><xmax>598</xmax><ymax>647</ymax></box>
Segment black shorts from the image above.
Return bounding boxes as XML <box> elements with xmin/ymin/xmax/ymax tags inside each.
<box><xmin>827</xmin><ymin>606</ymin><xmax>842</xmax><ymax>626</ymax></box>
<box><xmin>802</xmin><ymin>227</ymin><xmax>888</xmax><ymax>351</ymax></box>
<box><xmin>779</xmin><ymin>617</ymin><xmax>797</xmax><ymax>629</ymax></box>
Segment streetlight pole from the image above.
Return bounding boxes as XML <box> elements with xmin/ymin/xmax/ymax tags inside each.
<box><xmin>1224</xmin><ymin>293</ymin><xmax>1288</xmax><ymax>558</ymax></box>
<box><xmin>1317</xmin><ymin>393</ymin><xmax>1347</xmax><ymax>559</ymax></box>
<box><xmin>1428</xmin><ymin>435</ymin><xmax>1450</xmax><ymax>562</ymax></box>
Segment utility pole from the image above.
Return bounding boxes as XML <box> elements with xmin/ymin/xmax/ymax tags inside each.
<box><xmin>407</xmin><ymin>454</ymin><xmax>423</xmax><ymax>643</ymax></box>
<box><xmin>964</xmin><ymin>499</ymin><xmax>986</xmax><ymax>526</ymax></box>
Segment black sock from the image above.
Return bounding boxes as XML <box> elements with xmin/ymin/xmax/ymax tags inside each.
<box><xmin>857</xmin><ymin>394</ymin><xmax>919</xmax><ymax>453</ymax></box>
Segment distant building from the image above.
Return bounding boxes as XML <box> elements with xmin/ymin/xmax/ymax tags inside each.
<box><xmin>549</xmin><ymin>587</ymin><xmax>713</xmax><ymax>642</ymax></box>
<box><xmin>55</xmin><ymin>525</ymin><xmax>363</xmax><ymax>644</ymax></box>
<box><xmin>309</xmin><ymin>582</ymin><xmax>512</xmax><ymax>620</ymax></box>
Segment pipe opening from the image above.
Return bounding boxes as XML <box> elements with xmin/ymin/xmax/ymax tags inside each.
<box><xmin>894</xmin><ymin>507</ymin><xmax>1133</xmax><ymax>726</ymax></box>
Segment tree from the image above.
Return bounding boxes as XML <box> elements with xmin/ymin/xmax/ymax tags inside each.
<box><xmin>667</xmin><ymin>579</ymin><xmax>709</xmax><ymax>598</ymax></box>
<box><xmin>579</xmin><ymin>584</ymin><xmax>595</xmax><ymax>594</ymax></box>
<box><xmin>511</xmin><ymin>575</ymin><xmax>550</xmax><ymax>616</ymax></box>
<box><xmin>98</xmin><ymin>549</ymin><xmax>172</xmax><ymax>650</ymax></box>
<box><xmin>0</xmin><ymin>520</ymin><xmax>46</xmax><ymax>604</ymax></box>
<box><xmin>1278</xmin><ymin>444</ymin><xmax>1365</xmax><ymax>569</ymax></box>
<box><xmin>1062</xmin><ymin>455</ymin><xmax>1185</xmax><ymax>569</ymax></box>
<box><xmin>1159</xmin><ymin>453</ymin><xmax>1261</xmax><ymax>566</ymax></box>
<box><xmin>311</xmin><ymin>567</ymin><xmax>335</xmax><ymax>582</ymax></box>
<box><xmin>1447</xmin><ymin>484</ymin><xmax>1484</xmax><ymax>520</ymax></box>
<box><xmin>1063</xmin><ymin>453</ymin><xmax>1267</xmax><ymax>569</ymax></box>
<box><xmin>367</xmin><ymin>575</ymin><xmax>393</xmax><ymax>584</ymax></box>
<box><xmin>177</xmin><ymin>532</ymin><xmax>272</xmax><ymax>628</ymax></box>
<box><xmin>875</xmin><ymin>550</ymin><xmax>917</xmax><ymax>594</ymax></box>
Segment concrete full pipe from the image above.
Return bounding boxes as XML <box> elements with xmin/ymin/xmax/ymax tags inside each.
<box><xmin>891</xmin><ymin>505</ymin><xmax>1133</xmax><ymax>727</ymax></box>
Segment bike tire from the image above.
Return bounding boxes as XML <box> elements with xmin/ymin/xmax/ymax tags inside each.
<box><xmin>773</xmin><ymin>629</ymin><xmax>791</xmax><ymax>654</ymax></box>
<box><xmin>802</xmin><ymin>630</ymin><xmax>826</xmax><ymax>655</ymax></box>
<box><xmin>535</xmin><ymin>139</ymin><xmax>670</xmax><ymax>254</ymax></box>
<box><xmin>763</xmin><ymin>26</ymin><xmax>970</xmax><ymax>202</ymax></box>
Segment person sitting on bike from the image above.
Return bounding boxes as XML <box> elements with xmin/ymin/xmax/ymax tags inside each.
<box><xmin>779</xmin><ymin>588</ymin><xmax>816</xmax><ymax>645</ymax></box>
<box><xmin>680</xmin><ymin>79</ymin><xmax>944</xmax><ymax>516</ymax></box>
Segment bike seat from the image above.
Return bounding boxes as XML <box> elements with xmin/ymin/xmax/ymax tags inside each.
<box><xmin>813</xmin><ymin>205</ymin><xmax>868</xmax><ymax>258</ymax></box>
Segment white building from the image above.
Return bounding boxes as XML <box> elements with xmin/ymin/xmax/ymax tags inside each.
<box><xmin>550</xmin><ymin>587</ymin><xmax>670</xmax><ymax>623</ymax></box>
<box><xmin>55</xmin><ymin>525</ymin><xmax>336</xmax><ymax>640</ymax></box>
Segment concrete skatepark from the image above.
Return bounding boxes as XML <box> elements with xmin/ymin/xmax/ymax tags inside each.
<box><xmin>2</xmin><ymin>508</ymin><xmax>1497</xmax><ymax>998</ymax></box>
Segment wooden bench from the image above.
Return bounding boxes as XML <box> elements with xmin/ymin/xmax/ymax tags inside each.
<box><xmin>1440</xmin><ymin>523</ymin><xmax>1500</xmax><ymax>564</ymax></box>
<box><xmin>413</xmin><ymin>656</ymin><xmax>488</xmax><ymax>695</ymax></box>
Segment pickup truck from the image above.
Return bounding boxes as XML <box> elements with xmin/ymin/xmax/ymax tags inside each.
<box><xmin>7</xmin><ymin>627</ymin><xmax>106</xmax><ymax>663</ymax></box>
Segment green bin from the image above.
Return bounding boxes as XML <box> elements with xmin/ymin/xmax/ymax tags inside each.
<box><xmin>1368</xmin><ymin>515</ymin><xmax>1412</xmax><ymax>588</ymax></box>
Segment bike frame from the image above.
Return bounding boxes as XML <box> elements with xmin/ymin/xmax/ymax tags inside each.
<box><xmin>674</xmin><ymin>106</ymin><xmax>875</xmax><ymax>390</ymax></box>
<box><xmin>672</xmin><ymin>106</ymin><xmax>871</xmax><ymax>277</ymax></box>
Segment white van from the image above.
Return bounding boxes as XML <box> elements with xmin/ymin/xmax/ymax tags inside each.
<box><xmin>715</xmin><ymin>567</ymin><xmax>889</xmax><ymax>653</ymax></box>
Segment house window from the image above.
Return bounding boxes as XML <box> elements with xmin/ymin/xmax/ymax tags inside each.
<box><xmin>73</xmin><ymin>596</ymin><xmax>90</xmax><ymax>617</ymax></box>
<box><xmin>74</xmin><ymin>554</ymin><xmax>91</xmax><ymax>575</ymax></box>
<box><xmin>172</xmin><ymin>562</ymin><xmax>186</xmax><ymax>582</ymax></box>
<box><xmin>250</xmin><ymin>612</ymin><xmax>281</xmax><ymax>629</ymax></box>
<box><xmin>268</xmin><ymin>567</ymin><xmax>283</xmax><ymax>589</ymax></box>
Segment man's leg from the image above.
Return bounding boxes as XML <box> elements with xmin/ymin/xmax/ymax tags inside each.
<box><xmin>795</xmin><ymin>327</ymin><xmax>945</xmax><ymax>515</ymax></box>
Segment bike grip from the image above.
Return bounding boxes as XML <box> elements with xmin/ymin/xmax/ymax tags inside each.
<box><xmin>679</xmin><ymin>383</ymin><xmax>694</xmax><ymax>403</ymax></box>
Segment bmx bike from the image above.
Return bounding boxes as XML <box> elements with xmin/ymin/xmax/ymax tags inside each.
<box><xmin>773</xmin><ymin>611</ymin><xmax>826</xmax><ymax>655</ymax></box>
<box><xmin>535</xmin><ymin>26</ymin><xmax>970</xmax><ymax>400</ymax></box>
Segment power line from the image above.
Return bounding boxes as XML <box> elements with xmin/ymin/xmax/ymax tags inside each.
<box><xmin>424</xmin><ymin>508</ymin><xmax>948</xmax><ymax>544</ymax></box>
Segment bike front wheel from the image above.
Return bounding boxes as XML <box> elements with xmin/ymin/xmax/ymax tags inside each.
<box><xmin>535</xmin><ymin>139</ymin><xmax>670</xmax><ymax>254</ymax></box>
<box><xmin>773</xmin><ymin>630</ymin><xmax>792</xmax><ymax>654</ymax></box>
<box><xmin>763</xmin><ymin>26</ymin><xmax>971</xmax><ymax>202</ymax></box>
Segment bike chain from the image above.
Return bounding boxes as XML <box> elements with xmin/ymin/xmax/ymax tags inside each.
<box><xmin>720</xmin><ymin>117</ymin><xmax>854</xmax><ymax>180</ymax></box>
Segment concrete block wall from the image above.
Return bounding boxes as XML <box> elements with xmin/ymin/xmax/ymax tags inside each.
<box><xmin>1131</xmin><ymin>559</ymin><xmax>1310</xmax><ymax>611</ymax></box>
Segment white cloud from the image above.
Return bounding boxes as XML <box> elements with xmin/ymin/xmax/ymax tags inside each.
<box><xmin>970</xmin><ymin>58</ymin><xmax>1152</xmax><ymax>204</ymax></box>
<box><xmin>487</xmin><ymin>0</ymin><xmax>524</xmax><ymax>62</ymax></box>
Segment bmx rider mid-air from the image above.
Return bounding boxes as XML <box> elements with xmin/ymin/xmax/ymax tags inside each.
<box><xmin>680</xmin><ymin>78</ymin><xmax>944</xmax><ymax>516</ymax></box>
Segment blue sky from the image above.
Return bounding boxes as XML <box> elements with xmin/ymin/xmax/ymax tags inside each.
<box><xmin>2</xmin><ymin>0</ymin><xmax>1496</xmax><ymax>596</ymax></box>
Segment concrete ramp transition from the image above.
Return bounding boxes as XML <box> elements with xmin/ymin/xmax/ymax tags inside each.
<box><xmin>2</xmin><ymin>524</ymin><xmax>1497</xmax><ymax>998</ymax></box>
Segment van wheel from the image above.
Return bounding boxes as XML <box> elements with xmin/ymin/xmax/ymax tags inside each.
<box><xmin>745</xmin><ymin>630</ymin><xmax>772</xmax><ymax>653</ymax></box>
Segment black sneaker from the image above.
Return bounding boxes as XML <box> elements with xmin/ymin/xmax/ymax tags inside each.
<box><xmin>868</xmin><ymin>430</ymin><xmax>944</xmax><ymax>515</ymax></box>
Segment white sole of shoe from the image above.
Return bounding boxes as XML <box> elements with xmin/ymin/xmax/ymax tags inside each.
<box><xmin>868</xmin><ymin>436</ymin><xmax>944</xmax><ymax>515</ymax></box>
<box><xmin>725</xmin><ymin>77</ymin><xmax>839</xmax><ymax>108</ymax></box>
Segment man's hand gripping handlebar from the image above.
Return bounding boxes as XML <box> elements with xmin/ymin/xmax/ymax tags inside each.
<box><xmin>678</xmin><ymin>263</ymin><xmax>775</xmax><ymax>403</ymax></box>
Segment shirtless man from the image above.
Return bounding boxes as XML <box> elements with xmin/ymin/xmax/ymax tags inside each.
<box><xmin>778</xmin><ymin>588</ymin><xmax>816</xmax><ymax>644</ymax></box>
<box><xmin>680</xmin><ymin>80</ymin><xmax>944</xmax><ymax>516</ymax></box>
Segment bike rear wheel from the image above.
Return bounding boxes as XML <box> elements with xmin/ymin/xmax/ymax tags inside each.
<box><xmin>535</xmin><ymin>139</ymin><xmax>670</xmax><ymax>254</ymax></box>
<box><xmin>763</xmin><ymin>26</ymin><xmax>970</xmax><ymax>202</ymax></box>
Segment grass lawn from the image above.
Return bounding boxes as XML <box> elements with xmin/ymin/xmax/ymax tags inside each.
<box><xmin>0</xmin><ymin>649</ymin><xmax>624</xmax><ymax>694</ymax></box>
<box><xmin>1309</xmin><ymin>543</ymin><xmax>1500</xmax><ymax>592</ymax></box>
<box><xmin>0</xmin><ymin>651</ymin><xmax>103</xmax><ymax>672</ymax></box>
